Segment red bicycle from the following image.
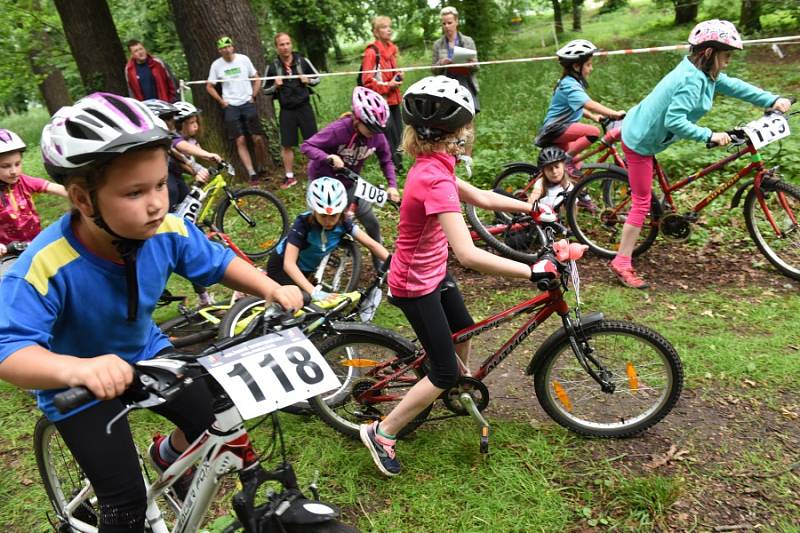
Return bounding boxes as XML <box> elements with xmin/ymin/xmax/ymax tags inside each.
<box><xmin>566</xmin><ymin>104</ymin><xmax>800</xmax><ymax>281</ymax></box>
<box><xmin>308</xmin><ymin>230</ymin><xmax>683</xmax><ymax>451</ymax></box>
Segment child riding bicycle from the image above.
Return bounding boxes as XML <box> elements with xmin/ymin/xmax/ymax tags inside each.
<box><xmin>268</xmin><ymin>177</ymin><xmax>389</xmax><ymax>300</ymax></box>
<box><xmin>611</xmin><ymin>19</ymin><xmax>792</xmax><ymax>289</ymax></box>
<box><xmin>0</xmin><ymin>128</ymin><xmax>67</xmax><ymax>256</ymax></box>
<box><xmin>359</xmin><ymin>76</ymin><xmax>544</xmax><ymax>477</ymax></box>
<box><xmin>0</xmin><ymin>93</ymin><xmax>302</xmax><ymax>532</ymax></box>
<box><xmin>535</xmin><ymin>39</ymin><xmax>626</xmax><ymax>176</ymax></box>
<box><xmin>301</xmin><ymin>86</ymin><xmax>400</xmax><ymax>270</ymax></box>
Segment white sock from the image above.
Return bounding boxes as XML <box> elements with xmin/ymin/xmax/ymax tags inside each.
<box><xmin>285</xmin><ymin>172</ymin><xmax>294</xmax><ymax>179</ymax></box>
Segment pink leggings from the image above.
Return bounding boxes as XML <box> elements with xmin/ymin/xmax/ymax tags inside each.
<box><xmin>621</xmin><ymin>142</ymin><xmax>654</xmax><ymax>228</ymax></box>
<box><xmin>553</xmin><ymin>123</ymin><xmax>601</xmax><ymax>156</ymax></box>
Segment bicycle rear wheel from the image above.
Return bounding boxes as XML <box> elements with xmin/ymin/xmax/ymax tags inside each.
<box><xmin>215</xmin><ymin>188</ymin><xmax>289</xmax><ymax>261</ymax></box>
<box><xmin>34</xmin><ymin>417</ymin><xmax>100</xmax><ymax>530</ymax></box>
<box><xmin>158</xmin><ymin>305</ymin><xmax>227</xmax><ymax>349</ymax></box>
<box><xmin>533</xmin><ymin>320</ymin><xmax>682</xmax><ymax>437</ymax></box>
<box><xmin>315</xmin><ymin>239</ymin><xmax>361</xmax><ymax>293</ymax></box>
<box><xmin>744</xmin><ymin>179</ymin><xmax>800</xmax><ymax>281</ymax></box>
<box><xmin>491</xmin><ymin>166</ymin><xmax>539</xmax><ymax>223</ymax></box>
<box><xmin>465</xmin><ymin>203</ymin><xmax>544</xmax><ymax>263</ymax></box>
<box><xmin>309</xmin><ymin>327</ymin><xmax>429</xmax><ymax>440</ymax></box>
<box><xmin>566</xmin><ymin>172</ymin><xmax>660</xmax><ymax>259</ymax></box>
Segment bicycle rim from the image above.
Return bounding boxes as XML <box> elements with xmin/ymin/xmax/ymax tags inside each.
<box><xmin>309</xmin><ymin>331</ymin><xmax>428</xmax><ymax>439</ymax></box>
<box><xmin>744</xmin><ymin>180</ymin><xmax>800</xmax><ymax>281</ymax></box>
<box><xmin>216</xmin><ymin>189</ymin><xmax>288</xmax><ymax>260</ymax></box>
<box><xmin>492</xmin><ymin>168</ymin><xmax>539</xmax><ymax>222</ymax></box>
<box><xmin>465</xmin><ymin>203</ymin><xmax>543</xmax><ymax>262</ymax></box>
<box><xmin>317</xmin><ymin>241</ymin><xmax>361</xmax><ymax>293</ymax></box>
<box><xmin>567</xmin><ymin>172</ymin><xmax>659</xmax><ymax>259</ymax></box>
<box><xmin>34</xmin><ymin>417</ymin><xmax>100</xmax><ymax>530</ymax></box>
<box><xmin>534</xmin><ymin>320</ymin><xmax>682</xmax><ymax>437</ymax></box>
<box><xmin>159</xmin><ymin>307</ymin><xmax>227</xmax><ymax>350</ymax></box>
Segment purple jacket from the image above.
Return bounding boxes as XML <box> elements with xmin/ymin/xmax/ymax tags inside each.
<box><xmin>301</xmin><ymin>116</ymin><xmax>397</xmax><ymax>188</ymax></box>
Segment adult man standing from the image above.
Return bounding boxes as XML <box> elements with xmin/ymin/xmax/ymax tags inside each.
<box><xmin>206</xmin><ymin>36</ymin><xmax>267</xmax><ymax>183</ymax></box>
<box><xmin>124</xmin><ymin>40</ymin><xmax>178</xmax><ymax>102</ymax></box>
<box><xmin>264</xmin><ymin>33</ymin><xmax>321</xmax><ymax>189</ymax></box>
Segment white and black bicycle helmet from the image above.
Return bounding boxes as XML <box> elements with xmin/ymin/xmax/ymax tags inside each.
<box><xmin>307</xmin><ymin>177</ymin><xmax>348</xmax><ymax>215</ymax></box>
<box><xmin>0</xmin><ymin>129</ymin><xmax>26</xmax><ymax>155</ymax></box>
<box><xmin>174</xmin><ymin>101</ymin><xmax>201</xmax><ymax>123</ymax></box>
<box><xmin>143</xmin><ymin>99</ymin><xmax>178</xmax><ymax>120</ymax></box>
<box><xmin>40</xmin><ymin>93</ymin><xmax>171</xmax><ymax>322</ymax></box>
<box><xmin>556</xmin><ymin>39</ymin><xmax>597</xmax><ymax>66</ymax></box>
<box><xmin>401</xmin><ymin>75</ymin><xmax>475</xmax><ymax>141</ymax></box>
<box><xmin>537</xmin><ymin>146</ymin><xmax>568</xmax><ymax>168</ymax></box>
<box><xmin>41</xmin><ymin>92</ymin><xmax>170</xmax><ymax>184</ymax></box>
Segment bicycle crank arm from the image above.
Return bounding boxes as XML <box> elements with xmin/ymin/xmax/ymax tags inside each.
<box><xmin>459</xmin><ymin>392</ymin><xmax>491</xmax><ymax>454</ymax></box>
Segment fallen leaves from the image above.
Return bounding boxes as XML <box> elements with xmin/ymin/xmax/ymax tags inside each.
<box><xmin>644</xmin><ymin>444</ymin><xmax>690</xmax><ymax>470</ymax></box>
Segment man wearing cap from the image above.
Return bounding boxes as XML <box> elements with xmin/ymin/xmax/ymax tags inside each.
<box><xmin>206</xmin><ymin>36</ymin><xmax>266</xmax><ymax>182</ymax></box>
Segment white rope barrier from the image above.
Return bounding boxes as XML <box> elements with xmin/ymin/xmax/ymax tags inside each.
<box><xmin>179</xmin><ymin>34</ymin><xmax>800</xmax><ymax>95</ymax></box>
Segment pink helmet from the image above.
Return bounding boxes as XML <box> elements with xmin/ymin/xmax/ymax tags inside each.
<box><xmin>688</xmin><ymin>19</ymin><xmax>743</xmax><ymax>51</ymax></box>
<box><xmin>352</xmin><ymin>86</ymin><xmax>389</xmax><ymax>133</ymax></box>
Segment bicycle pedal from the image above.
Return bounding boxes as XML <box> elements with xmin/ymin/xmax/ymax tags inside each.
<box><xmin>480</xmin><ymin>426</ymin><xmax>490</xmax><ymax>455</ymax></box>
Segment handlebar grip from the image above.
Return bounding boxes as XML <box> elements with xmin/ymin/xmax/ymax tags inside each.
<box><xmin>53</xmin><ymin>387</ymin><xmax>96</xmax><ymax>414</ymax></box>
<box><xmin>706</xmin><ymin>129</ymin><xmax>742</xmax><ymax>149</ymax></box>
<box><xmin>378</xmin><ymin>254</ymin><xmax>392</xmax><ymax>276</ymax></box>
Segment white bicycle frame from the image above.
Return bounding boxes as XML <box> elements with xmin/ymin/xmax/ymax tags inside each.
<box><xmin>56</xmin><ymin>404</ymin><xmax>256</xmax><ymax>533</ymax></box>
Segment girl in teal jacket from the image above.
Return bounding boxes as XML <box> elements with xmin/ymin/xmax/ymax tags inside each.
<box><xmin>611</xmin><ymin>20</ymin><xmax>791</xmax><ymax>289</ymax></box>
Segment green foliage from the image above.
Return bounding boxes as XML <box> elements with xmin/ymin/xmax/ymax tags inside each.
<box><xmin>599</xmin><ymin>0</ymin><xmax>628</xmax><ymax>14</ymax></box>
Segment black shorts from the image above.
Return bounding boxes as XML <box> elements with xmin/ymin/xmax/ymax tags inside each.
<box><xmin>223</xmin><ymin>102</ymin><xmax>265</xmax><ymax>140</ymax></box>
<box><xmin>389</xmin><ymin>273</ymin><xmax>474</xmax><ymax>389</ymax></box>
<box><xmin>267</xmin><ymin>253</ymin><xmax>313</xmax><ymax>287</ymax></box>
<box><xmin>279</xmin><ymin>104</ymin><xmax>318</xmax><ymax>147</ymax></box>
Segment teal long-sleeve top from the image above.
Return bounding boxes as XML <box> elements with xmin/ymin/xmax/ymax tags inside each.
<box><xmin>621</xmin><ymin>56</ymin><xmax>779</xmax><ymax>156</ymax></box>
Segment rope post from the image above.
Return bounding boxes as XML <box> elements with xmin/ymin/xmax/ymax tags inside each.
<box><xmin>179</xmin><ymin>80</ymin><xmax>186</xmax><ymax>102</ymax></box>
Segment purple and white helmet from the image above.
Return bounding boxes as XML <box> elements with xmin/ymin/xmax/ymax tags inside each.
<box><xmin>41</xmin><ymin>92</ymin><xmax>170</xmax><ymax>183</ymax></box>
<box><xmin>352</xmin><ymin>86</ymin><xmax>389</xmax><ymax>133</ymax></box>
<box><xmin>0</xmin><ymin>129</ymin><xmax>26</xmax><ymax>155</ymax></box>
<box><xmin>688</xmin><ymin>19</ymin><xmax>743</xmax><ymax>51</ymax></box>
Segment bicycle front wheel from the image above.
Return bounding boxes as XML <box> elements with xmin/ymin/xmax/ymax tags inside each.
<box><xmin>533</xmin><ymin>320</ymin><xmax>683</xmax><ymax>437</ymax></box>
<box><xmin>465</xmin><ymin>203</ymin><xmax>544</xmax><ymax>263</ymax></box>
<box><xmin>316</xmin><ymin>239</ymin><xmax>362</xmax><ymax>293</ymax></box>
<box><xmin>215</xmin><ymin>188</ymin><xmax>289</xmax><ymax>261</ymax></box>
<box><xmin>34</xmin><ymin>417</ymin><xmax>100</xmax><ymax>530</ymax></box>
<box><xmin>566</xmin><ymin>172</ymin><xmax>660</xmax><ymax>259</ymax></box>
<box><xmin>309</xmin><ymin>327</ymin><xmax>429</xmax><ymax>440</ymax></box>
<box><xmin>744</xmin><ymin>180</ymin><xmax>800</xmax><ymax>281</ymax></box>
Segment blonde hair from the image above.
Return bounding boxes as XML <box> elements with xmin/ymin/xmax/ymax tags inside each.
<box><xmin>401</xmin><ymin>124</ymin><xmax>472</xmax><ymax>158</ymax></box>
<box><xmin>440</xmin><ymin>6</ymin><xmax>459</xmax><ymax>20</ymax></box>
<box><xmin>372</xmin><ymin>16</ymin><xmax>392</xmax><ymax>37</ymax></box>
<box><xmin>689</xmin><ymin>47</ymin><xmax>727</xmax><ymax>80</ymax></box>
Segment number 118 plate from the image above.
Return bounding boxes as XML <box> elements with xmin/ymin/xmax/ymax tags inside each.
<box><xmin>198</xmin><ymin>328</ymin><xmax>341</xmax><ymax>419</ymax></box>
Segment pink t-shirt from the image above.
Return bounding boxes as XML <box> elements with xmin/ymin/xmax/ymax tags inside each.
<box><xmin>0</xmin><ymin>174</ymin><xmax>50</xmax><ymax>245</ymax></box>
<box><xmin>388</xmin><ymin>152</ymin><xmax>461</xmax><ymax>298</ymax></box>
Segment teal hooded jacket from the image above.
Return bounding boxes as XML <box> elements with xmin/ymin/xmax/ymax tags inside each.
<box><xmin>621</xmin><ymin>56</ymin><xmax>779</xmax><ymax>156</ymax></box>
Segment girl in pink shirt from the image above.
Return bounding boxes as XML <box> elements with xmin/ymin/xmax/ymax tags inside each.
<box><xmin>0</xmin><ymin>129</ymin><xmax>66</xmax><ymax>255</ymax></box>
<box><xmin>360</xmin><ymin>76</ymin><xmax>539</xmax><ymax>477</ymax></box>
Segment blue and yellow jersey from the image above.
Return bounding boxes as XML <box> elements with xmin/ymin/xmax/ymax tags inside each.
<box><xmin>0</xmin><ymin>213</ymin><xmax>235</xmax><ymax>421</ymax></box>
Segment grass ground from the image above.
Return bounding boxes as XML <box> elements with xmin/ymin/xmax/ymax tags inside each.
<box><xmin>1</xmin><ymin>1</ymin><xmax>799</xmax><ymax>531</ymax></box>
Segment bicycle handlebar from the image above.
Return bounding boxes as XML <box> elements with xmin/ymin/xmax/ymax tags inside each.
<box><xmin>4</xmin><ymin>241</ymin><xmax>28</xmax><ymax>256</ymax></box>
<box><xmin>706</xmin><ymin>96</ymin><xmax>795</xmax><ymax>148</ymax></box>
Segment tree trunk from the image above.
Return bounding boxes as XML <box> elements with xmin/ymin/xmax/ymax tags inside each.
<box><xmin>169</xmin><ymin>0</ymin><xmax>279</xmax><ymax>177</ymax></box>
<box><xmin>673</xmin><ymin>0</ymin><xmax>699</xmax><ymax>25</ymax></box>
<box><xmin>740</xmin><ymin>0</ymin><xmax>762</xmax><ymax>33</ymax></box>
<box><xmin>295</xmin><ymin>20</ymin><xmax>329</xmax><ymax>72</ymax></box>
<box><xmin>53</xmin><ymin>0</ymin><xmax>127</xmax><ymax>95</ymax></box>
<box><xmin>29</xmin><ymin>55</ymin><xmax>72</xmax><ymax>114</ymax></box>
<box><xmin>572</xmin><ymin>0</ymin><xmax>584</xmax><ymax>31</ymax></box>
<box><xmin>552</xmin><ymin>0</ymin><xmax>564</xmax><ymax>35</ymax></box>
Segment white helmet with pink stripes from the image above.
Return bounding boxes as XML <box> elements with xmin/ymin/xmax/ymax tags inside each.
<box><xmin>352</xmin><ymin>86</ymin><xmax>389</xmax><ymax>133</ymax></box>
<box><xmin>688</xmin><ymin>19</ymin><xmax>743</xmax><ymax>51</ymax></box>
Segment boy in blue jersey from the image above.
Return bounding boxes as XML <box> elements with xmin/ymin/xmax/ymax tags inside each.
<box><xmin>268</xmin><ymin>177</ymin><xmax>389</xmax><ymax>300</ymax></box>
<box><xmin>0</xmin><ymin>93</ymin><xmax>302</xmax><ymax>532</ymax></box>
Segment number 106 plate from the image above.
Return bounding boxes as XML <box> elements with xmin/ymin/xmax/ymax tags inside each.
<box><xmin>198</xmin><ymin>328</ymin><xmax>341</xmax><ymax>419</ymax></box>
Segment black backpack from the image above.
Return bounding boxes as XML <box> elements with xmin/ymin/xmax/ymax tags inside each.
<box><xmin>356</xmin><ymin>44</ymin><xmax>380</xmax><ymax>86</ymax></box>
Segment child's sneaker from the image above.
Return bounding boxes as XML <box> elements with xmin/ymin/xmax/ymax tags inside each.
<box><xmin>360</xmin><ymin>421</ymin><xmax>401</xmax><ymax>477</ymax></box>
<box><xmin>280</xmin><ymin>177</ymin><xmax>298</xmax><ymax>190</ymax></box>
<box><xmin>608</xmin><ymin>262</ymin><xmax>649</xmax><ymax>289</ymax></box>
<box><xmin>197</xmin><ymin>291</ymin><xmax>214</xmax><ymax>307</ymax></box>
<box><xmin>148</xmin><ymin>434</ymin><xmax>195</xmax><ymax>503</ymax></box>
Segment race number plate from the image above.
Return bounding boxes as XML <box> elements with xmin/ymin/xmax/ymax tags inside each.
<box><xmin>353</xmin><ymin>177</ymin><xmax>388</xmax><ymax>207</ymax></box>
<box><xmin>199</xmin><ymin>328</ymin><xmax>340</xmax><ymax>419</ymax></box>
<box><xmin>743</xmin><ymin>114</ymin><xmax>790</xmax><ymax>150</ymax></box>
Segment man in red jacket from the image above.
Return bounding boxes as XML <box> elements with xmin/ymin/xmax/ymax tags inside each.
<box><xmin>124</xmin><ymin>39</ymin><xmax>178</xmax><ymax>103</ymax></box>
<box><xmin>361</xmin><ymin>16</ymin><xmax>404</xmax><ymax>171</ymax></box>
